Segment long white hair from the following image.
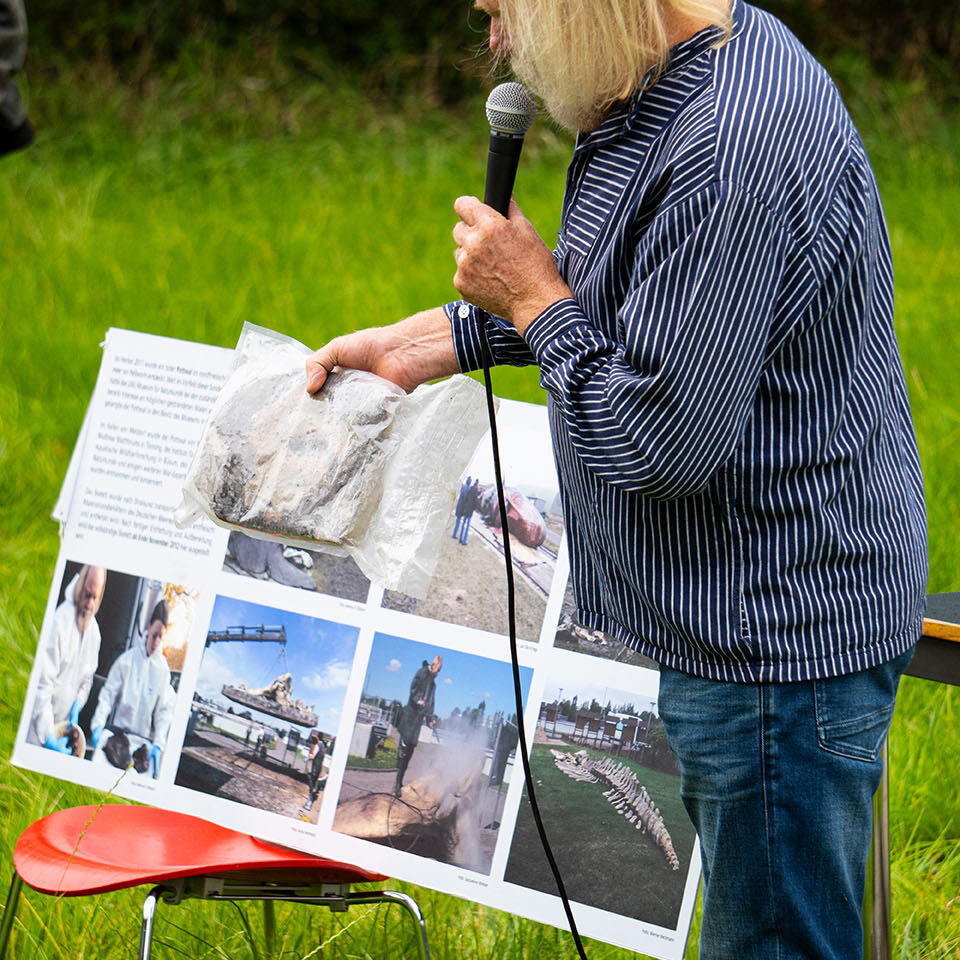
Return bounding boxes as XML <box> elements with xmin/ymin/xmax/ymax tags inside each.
<box><xmin>499</xmin><ymin>0</ymin><xmax>732</xmax><ymax>132</ymax></box>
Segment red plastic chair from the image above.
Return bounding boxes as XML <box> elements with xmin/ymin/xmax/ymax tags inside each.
<box><xmin>0</xmin><ymin>805</ymin><xmax>430</xmax><ymax>959</ymax></box>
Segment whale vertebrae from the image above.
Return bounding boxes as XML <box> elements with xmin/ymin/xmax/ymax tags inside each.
<box><xmin>550</xmin><ymin>749</ymin><xmax>680</xmax><ymax>870</ymax></box>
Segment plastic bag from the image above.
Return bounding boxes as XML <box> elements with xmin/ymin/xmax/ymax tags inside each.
<box><xmin>176</xmin><ymin>323</ymin><xmax>491</xmax><ymax>598</ymax></box>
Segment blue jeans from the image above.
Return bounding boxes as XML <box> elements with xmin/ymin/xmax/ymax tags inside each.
<box><xmin>658</xmin><ymin>648</ymin><xmax>913</xmax><ymax>960</ymax></box>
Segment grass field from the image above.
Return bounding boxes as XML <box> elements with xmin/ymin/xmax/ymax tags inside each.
<box><xmin>0</xmin><ymin>55</ymin><xmax>958</xmax><ymax>959</ymax></box>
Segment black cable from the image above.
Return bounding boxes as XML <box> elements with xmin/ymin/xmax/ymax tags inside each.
<box><xmin>482</xmin><ymin>363</ymin><xmax>589</xmax><ymax>960</ymax></box>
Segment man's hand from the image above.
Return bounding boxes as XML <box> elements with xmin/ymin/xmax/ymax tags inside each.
<box><xmin>452</xmin><ymin>197</ymin><xmax>572</xmax><ymax>336</ymax></box>
<box><xmin>306</xmin><ymin>307</ymin><xmax>459</xmax><ymax>395</ymax></box>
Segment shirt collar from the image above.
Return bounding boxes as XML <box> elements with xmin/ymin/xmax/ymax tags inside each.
<box><xmin>574</xmin><ymin>0</ymin><xmax>745</xmax><ymax>153</ymax></box>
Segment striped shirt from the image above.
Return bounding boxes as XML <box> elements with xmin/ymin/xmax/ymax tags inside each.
<box><xmin>446</xmin><ymin>0</ymin><xmax>927</xmax><ymax>682</ymax></box>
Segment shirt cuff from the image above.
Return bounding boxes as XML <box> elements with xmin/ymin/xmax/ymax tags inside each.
<box><xmin>444</xmin><ymin>300</ymin><xmax>493</xmax><ymax>373</ymax></box>
<box><xmin>523</xmin><ymin>297</ymin><xmax>593</xmax><ymax>368</ymax></box>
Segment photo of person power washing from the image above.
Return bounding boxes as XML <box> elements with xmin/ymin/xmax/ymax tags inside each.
<box><xmin>334</xmin><ymin>634</ymin><xmax>532</xmax><ymax>875</ymax></box>
<box><xmin>26</xmin><ymin>563</ymin><xmax>194</xmax><ymax>777</ymax></box>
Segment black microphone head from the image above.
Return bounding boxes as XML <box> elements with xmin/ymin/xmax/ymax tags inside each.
<box><xmin>485</xmin><ymin>82</ymin><xmax>537</xmax><ymax>136</ymax></box>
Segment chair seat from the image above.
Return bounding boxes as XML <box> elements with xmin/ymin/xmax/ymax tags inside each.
<box><xmin>14</xmin><ymin>805</ymin><xmax>387</xmax><ymax>897</ymax></box>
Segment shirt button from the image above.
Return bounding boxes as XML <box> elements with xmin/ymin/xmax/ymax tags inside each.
<box><xmin>457</xmin><ymin>305</ymin><xmax>470</xmax><ymax>319</ymax></box>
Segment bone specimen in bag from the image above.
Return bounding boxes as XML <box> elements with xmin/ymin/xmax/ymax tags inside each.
<box><xmin>551</xmin><ymin>749</ymin><xmax>680</xmax><ymax>870</ymax></box>
<box><xmin>193</xmin><ymin>369</ymin><xmax>400</xmax><ymax>545</ymax></box>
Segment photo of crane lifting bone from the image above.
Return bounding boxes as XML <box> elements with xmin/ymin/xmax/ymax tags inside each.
<box><xmin>174</xmin><ymin>595</ymin><xmax>359</xmax><ymax>824</ymax></box>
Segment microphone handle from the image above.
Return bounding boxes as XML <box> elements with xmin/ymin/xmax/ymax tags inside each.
<box><xmin>484</xmin><ymin>130</ymin><xmax>525</xmax><ymax>217</ymax></box>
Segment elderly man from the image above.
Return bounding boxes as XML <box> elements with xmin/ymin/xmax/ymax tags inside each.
<box><xmin>305</xmin><ymin>2</ymin><xmax>927</xmax><ymax>957</ymax></box>
<box><xmin>0</xmin><ymin>0</ymin><xmax>33</xmax><ymax>157</ymax></box>
<box><xmin>32</xmin><ymin>565</ymin><xmax>107</xmax><ymax>753</ymax></box>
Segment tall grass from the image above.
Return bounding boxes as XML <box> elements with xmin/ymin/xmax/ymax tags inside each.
<box><xmin>0</xmin><ymin>53</ymin><xmax>958</xmax><ymax>958</ymax></box>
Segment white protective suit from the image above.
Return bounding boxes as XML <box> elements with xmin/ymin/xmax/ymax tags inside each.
<box><xmin>91</xmin><ymin>631</ymin><xmax>176</xmax><ymax>750</ymax></box>
<box><xmin>31</xmin><ymin>573</ymin><xmax>102</xmax><ymax>745</ymax></box>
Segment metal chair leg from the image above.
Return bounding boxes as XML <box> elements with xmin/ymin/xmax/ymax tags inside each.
<box><xmin>263</xmin><ymin>899</ymin><xmax>276</xmax><ymax>959</ymax></box>
<box><xmin>139</xmin><ymin>886</ymin><xmax>165</xmax><ymax>960</ymax></box>
<box><xmin>347</xmin><ymin>890</ymin><xmax>431</xmax><ymax>960</ymax></box>
<box><xmin>0</xmin><ymin>874</ymin><xmax>23</xmax><ymax>960</ymax></box>
<box><xmin>863</xmin><ymin>740</ymin><xmax>891</xmax><ymax>960</ymax></box>
<box><xmin>383</xmin><ymin>891</ymin><xmax>431</xmax><ymax>960</ymax></box>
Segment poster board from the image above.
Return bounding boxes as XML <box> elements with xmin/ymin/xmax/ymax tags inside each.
<box><xmin>12</xmin><ymin>328</ymin><xmax>701</xmax><ymax>959</ymax></box>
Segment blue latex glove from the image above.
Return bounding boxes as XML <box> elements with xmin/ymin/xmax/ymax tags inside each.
<box><xmin>91</xmin><ymin>726</ymin><xmax>103</xmax><ymax>749</ymax></box>
<box><xmin>44</xmin><ymin>734</ymin><xmax>71</xmax><ymax>754</ymax></box>
<box><xmin>68</xmin><ymin>700</ymin><xmax>81</xmax><ymax>728</ymax></box>
<box><xmin>148</xmin><ymin>744</ymin><xmax>162</xmax><ymax>778</ymax></box>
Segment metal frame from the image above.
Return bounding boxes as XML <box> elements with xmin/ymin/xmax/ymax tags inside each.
<box><xmin>1</xmin><ymin>873</ymin><xmax>430</xmax><ymax>960</ymax></box>
<box><xmin>863</xmin><ymin>741</ymin><xmax>891</xmax><ymax>960</ymax></box>
<box><xmin>862</xmin><ymin>628</ymin><xmax>958</xmax><ymax>960</ymax></box>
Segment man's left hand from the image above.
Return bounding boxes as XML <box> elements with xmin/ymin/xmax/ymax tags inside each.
<box><xmin>452</xmin><ymin>196</ymin><xmax>572</xmax><ymax>336</ymax></box>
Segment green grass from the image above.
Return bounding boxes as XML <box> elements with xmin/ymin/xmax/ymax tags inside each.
<box><xmin>347</xmin><ymin>738</ymin><xmax>400</xmax><ymax>771</ymax></box>
<box><xmin>0</xmin><ymin>55</ymin><xmax>958</xmax><ymax>959</ymax></box>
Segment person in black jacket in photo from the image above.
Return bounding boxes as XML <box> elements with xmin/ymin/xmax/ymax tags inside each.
<box><xmin>394</xmin><ymin>655</ymin><xmax>442</xmax><ymax>797</ymax></box>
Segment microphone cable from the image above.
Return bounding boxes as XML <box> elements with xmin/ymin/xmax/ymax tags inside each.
<box><xmin>472</xmin><ymin>79</ymin><xmax>589</xmax><ymax>960</ymax></box>
<box><xmin>480</xmin><ymin>361</ymin><xmax>589</xmax><ymax>960</ymax></box>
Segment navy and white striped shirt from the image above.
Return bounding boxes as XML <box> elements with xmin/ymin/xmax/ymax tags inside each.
<box><xmin>446</xmin><ymin>0</ymin><xmax>927</xmax><ymax>682</ymax></box>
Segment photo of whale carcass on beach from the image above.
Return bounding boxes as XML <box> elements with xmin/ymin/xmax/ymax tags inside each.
<box><xmin>175</xmin><ymin>596</ymin><xmax>358</xmax><ymax>824</ymax></box>
<box><xmin>333</xmin><ymin>633</ymin><xmax>532</xmax><ymax>875</ymax></box>
<box><xmin>382</xmin><ymin>401</ymin><xmax>562</xmax><ymax>642</ymax></box>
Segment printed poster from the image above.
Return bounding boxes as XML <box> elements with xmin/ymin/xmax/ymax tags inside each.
<box><xmin>12</xmin><ymin>328</ymin><xmax>701</xmax><ymax>960</ymax></box>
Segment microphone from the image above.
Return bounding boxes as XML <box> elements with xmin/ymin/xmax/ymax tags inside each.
<box><xmin>483</xmin><ymin>82</ymin><xmax>537</xmax><ymax>216</ymax></box>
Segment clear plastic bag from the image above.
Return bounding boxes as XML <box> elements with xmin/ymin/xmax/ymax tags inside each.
<box><xmin>176</xmin><ymin>323</ymin><xmax>491</xmax><ymax>597</ymax></box>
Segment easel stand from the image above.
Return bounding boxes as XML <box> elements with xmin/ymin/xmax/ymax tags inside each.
<box><xmin>863</xmin><ymin>592</ymin><xmax>960</xmax><ymax>960</ymax></box>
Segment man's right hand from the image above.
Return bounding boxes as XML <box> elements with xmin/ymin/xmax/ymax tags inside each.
<box><xmin>305</xmin><ymin>307</ymin><xmax>460</xmax><ymax>395</ymax></box>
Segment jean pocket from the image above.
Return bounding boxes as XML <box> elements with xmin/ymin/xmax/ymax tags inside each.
<box><xmin>812</xmin><ymin>654</ymin><xmax>909</xmax><ymax>762</ymax></box>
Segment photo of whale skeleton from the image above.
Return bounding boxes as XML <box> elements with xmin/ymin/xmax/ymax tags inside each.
<box><xmin>550</xmin><ymin>749</ymin><xmax>680</xmax><ymax>870</ymax></box>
